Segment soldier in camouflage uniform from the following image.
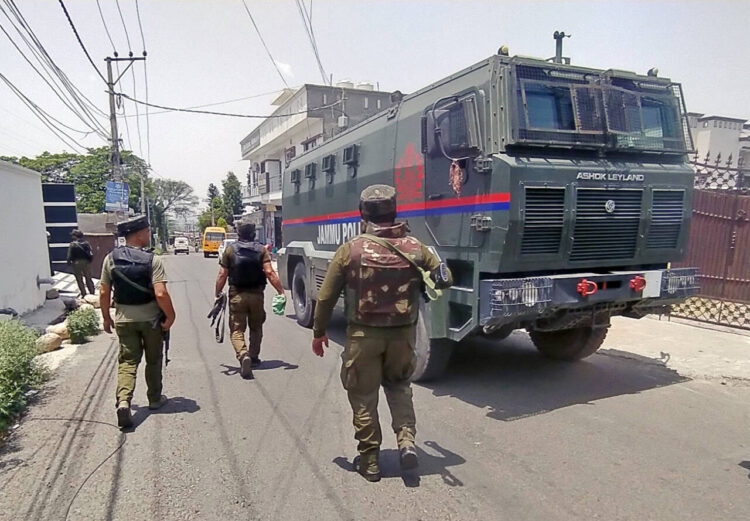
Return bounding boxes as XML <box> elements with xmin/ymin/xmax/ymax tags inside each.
<box><xmin>311</xmin><ymin>185</ymin><xmax>453</xmax><ymax>482</ymax></box>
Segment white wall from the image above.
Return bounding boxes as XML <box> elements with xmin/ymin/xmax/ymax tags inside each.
<box><xmin>0</xmin><ymin>161</ymin><xmax>49</xmax><ymax>314</ymax></box>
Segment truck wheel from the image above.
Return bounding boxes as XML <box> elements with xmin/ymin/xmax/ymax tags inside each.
<box><xmin>292</xmin><ymin>262</ymin><xmax>315</xmax><ymax>328</ymax></box>
<box><xmin>204</xmin><ymin>252</ymin><xmax>209</xmax><ymax>258</ymax></box>
<box><xmin>528</xmin><ymin>327</ymin><xmax>608</xmax><ymax>361</ymax></box>
<box><xmin>411</xmin><ymin>306</ymin><xmax>454</xmax><ymax>382</ymax></box>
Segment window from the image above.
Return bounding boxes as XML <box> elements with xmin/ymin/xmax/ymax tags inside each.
<box><xmin>364</xmin><ymin>97</ymin><xmax>369</xmax><ymax>109</ymax></box>
<box><xmin>642</xmin><ymin>99</ymin><xmax>678</xmax><ymax>139</ymax></box>
<box><xmin>703</xmin><ymin>121</ymin><xmax>709</xmax><ymax>128</ymax></box>
<box><xmin>377</xmin><ymin>99</ymin><xmax>382</xmax><ymax>110</ymax></box>
<box><xmin>303</xmin><ymin>138</ymin><xmax>317</xmax><ymax>152</ymax></box>
<box><xmin>323</xmin><ymin>93</ymin><xmax>327</xmax><ymax>104</ymax></box>
<box><xmin>524</xmin><ymin>84</ymin><xmax>575</xmax><ymax>130</ymax></box>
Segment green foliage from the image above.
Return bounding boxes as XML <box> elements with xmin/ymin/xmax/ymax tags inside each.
<box><xmin>67</xmin><ymin>308</ymin><xmax>100</xmax><ymax>344</ymax></box>
<box><xmin>198</xmin><ymin>194</ymin><xmax>228</xmax><ymax>232</ymax></box>
<box><xmin>12</xmin><ymin>147</ymin><xmax>151</xmax><ymax>214</ymax></box>
<box><xmin>207</xmin><ymin>183</ymin><xmax>220</xmax><ymax>201</ymax></box>
<box><xmin>216</xmin><ymin>217</ymin><xmax>228</xmax><ymax>230</ymax></box>
<box><xmin>152</xmin><ymin>247</ymin><xmax>165</xmax><ymax>255</ymax></box>
<box><xmin>222</xmin><ymin>171</ymin><xmax>243</xmax><ymax>224</ymax></box>
<box><xmin>0</xmin><ymin>320</ymin><xmax>47</xmax><ymax>431</ymax></box>
<box><xmin>150</xmin><ymin>178</ymin><xmax>198</xmax><ymax>249</ymax></box>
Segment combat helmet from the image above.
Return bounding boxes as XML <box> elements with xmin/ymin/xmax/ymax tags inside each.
<box><xmin>359</xmin><ymin>184</ymin><xmax>397</xmax><ymax>223</ymax></box>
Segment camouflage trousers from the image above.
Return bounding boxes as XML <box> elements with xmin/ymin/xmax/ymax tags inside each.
<box><xmin>228</xmin><ymin>288</ymin><xmax>266</xmax><ymax>360</ymax></box>
<box><xmin>115</xmin><ymin>321</ymin><xmax>163</xmax><ymax>406</ymax></box>
<box><xmin>341</xmin><ymin>327</ymin><xmax>417</xmax><ymax>455</ymax></box>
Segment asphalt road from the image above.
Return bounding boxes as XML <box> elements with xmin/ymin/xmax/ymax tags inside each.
<box><xmin>1</xmin><ymin>253</ymin><xmax>749</xmax><ymax>521</ymax></box>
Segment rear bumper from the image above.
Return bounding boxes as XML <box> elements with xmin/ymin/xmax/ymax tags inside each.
<box><xmin>479</xmin><ymin>267</ymin><xmax>699</xmax><ymax>327</ymax></box>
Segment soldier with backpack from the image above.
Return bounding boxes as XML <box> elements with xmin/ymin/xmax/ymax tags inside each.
<box><xmin>67</xmin><ymin>229</ymin><xmax>95</xmax><ymax>297</ymax></box>
<box><xmin>214</xmin><ymin>221</ymin><xmax>285</xmax><ymax>379</ymax></box>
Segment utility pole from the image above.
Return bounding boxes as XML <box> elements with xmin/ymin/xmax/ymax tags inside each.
<box><xmin>104</xmin><ymin>54</ymin><xmax>146</xmax><ymax>206</ymax></box>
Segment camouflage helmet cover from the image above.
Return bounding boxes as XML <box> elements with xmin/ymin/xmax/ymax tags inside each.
<box><xmin>359</xmin><ymin>184</ymin><xmax>397</xmax><ymax>222</ymax></box>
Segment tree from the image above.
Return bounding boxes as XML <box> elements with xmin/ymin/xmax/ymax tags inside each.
<box><xmin>216</xmin><ymin>216</ymin><xmax>228</xmax><ymax>230</ymax></box>
<box><xmin>150</xmin><ymin>179</ymin><xmax>198</xmax><ymax>249</ymax></box>
<box><xmin>221</xmin><ymin>171</ymin><xmax>243</xmax><ymax>225</ymax></box>
<box><xmin>207</xmin><ymin>183</ymin><xmax>220</xmax><ymax>201</ymax></box>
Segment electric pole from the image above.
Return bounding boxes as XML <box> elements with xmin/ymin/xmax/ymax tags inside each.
<box><xmin>105</xmin><ymin>54</ymin><xmax>145</xmax><ymax>187</ymax></box>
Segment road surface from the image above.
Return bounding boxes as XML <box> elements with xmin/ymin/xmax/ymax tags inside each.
<box><xmin>1</xmin><ymin>254</ymin><xmax>749</xmax><ymax>521</ymax></box>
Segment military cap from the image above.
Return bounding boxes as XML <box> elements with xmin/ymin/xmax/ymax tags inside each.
<box><xmin>359</xmin><ymin>184</ymin><xmax>397</xmax><ymax>222</ymax></box>
<box><xmin>117</xmin><ymin>215</ymin><xmax>150</xmax><ymax>236</ymax></box>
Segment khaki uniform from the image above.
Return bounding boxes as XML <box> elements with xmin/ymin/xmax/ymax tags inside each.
<box><xmin>220</xmin><ymin>246</ymin><xmax>271</xmax><ymax>360</ymax></box>
<box><xmin>101</xmin><ymin>253</ymin><xmax>167</xmax><ymax>406</ymax></box>
<box><xmin>67</xmin><ymin>240</ymin><xmax>95</xmax><ymax>296</ymax></box>
<box><xmin>313</xmin><ymin>222</ymin><xmax>453</xmax><ymax>456</ymax></box>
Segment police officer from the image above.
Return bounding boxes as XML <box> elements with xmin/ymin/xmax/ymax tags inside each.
<box><xmin>311</xmin><ymin>185</ymin><xmax>453</xmax><ymax>482</ymax></box>
<box><xmin>99</xmin><ymin>215</ymin><xmax>176</xmax><ymax>429</ymax></box>
<box><xmin>215</xmin><ymin>221</ymin><xmax>285</xmax><ymax>379</ymax></box>
<box><xmin>67</xmin><ymin>229</ymin><xmax>95</xmax><ymax>297</ymax></box>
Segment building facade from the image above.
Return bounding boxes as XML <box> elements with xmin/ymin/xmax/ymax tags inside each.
<box><xmin>240</xmin><ymin>83</ymin><xmax>394</xmax><ymax>246</ymax></box>
<box><xmin>0</xmin><ymin>160</ymin><xmax>51</xmax><ymax>314</ymax></box>
<box><xmin>687</xmin><ymin>112</ymin><xmax>750</xmax><ymax>166</ymax></box>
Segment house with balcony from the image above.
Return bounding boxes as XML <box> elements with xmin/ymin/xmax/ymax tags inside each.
<box><xmin>240</xmin><ymin>82</ymin><xmax>395</xmax><ymax>246</ymax></box>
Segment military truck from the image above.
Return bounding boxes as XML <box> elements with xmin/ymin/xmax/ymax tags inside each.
<box><xmin>278</xmin><ymin>40</ymin><xmax>698</xmax><ymax>381</ymax></box>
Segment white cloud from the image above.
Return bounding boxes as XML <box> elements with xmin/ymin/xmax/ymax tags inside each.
<box><xmin>274</xmin><ymin>61</ymin><xmax>294</xmax><ymax>79</ymax></box>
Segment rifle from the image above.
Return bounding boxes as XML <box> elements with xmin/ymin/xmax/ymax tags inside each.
<box><xmin>152</xmin><ymin>313</ymin><xmax>171</xmax><ymax>366</ymax></box>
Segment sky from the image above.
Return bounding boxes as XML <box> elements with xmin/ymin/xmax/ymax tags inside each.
<box><xmin>1</xmin><ymin>0</ymin><xmax>749</xmax><ymax>205</ymax></box>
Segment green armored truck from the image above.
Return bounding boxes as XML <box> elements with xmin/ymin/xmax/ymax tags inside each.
<box><xmin>279</xmin><ymin>43</ymin><xmax>698</xmax><ymax>381</ymax></box>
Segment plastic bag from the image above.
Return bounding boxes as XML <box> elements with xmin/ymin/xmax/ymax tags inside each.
<box><xmin>272</xmin><ymin>294</ymin><xmax>287</xmax><ymax>316</ymax></box>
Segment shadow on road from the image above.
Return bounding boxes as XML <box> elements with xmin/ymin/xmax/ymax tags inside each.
<box><xmin>333</xmin><ymin>440</ymin><xmax>465</xmax><ymax>487</ymax></box>
<box><xmin>131</xmin><ymin>396</ymin><xmax>200</xmax><ymax>428</ymax></box>
<box><xmin>422</xmin><ymin>332</ymin><xmax>688</xmax><ymax>422</ymax></box>
<box><xmin>220</xmin><ymin>360</ymin><xmax>299</xmax><ymax>376</ymax></box>
<box><xmin>740</xmin><ymin>461</ymin><xmax>750</xmax><ymax>480</ymax></box>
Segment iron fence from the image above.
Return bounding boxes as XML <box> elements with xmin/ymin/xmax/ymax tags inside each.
<box><xmin>670</xmin><ymin>153</ymin><xmax>750</xmax><ymax>329</ymax></box>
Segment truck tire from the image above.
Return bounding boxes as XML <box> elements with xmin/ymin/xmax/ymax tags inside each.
<box><xmin>292</xmin><ymin>262</ymin><xmax>315</xmax><ymax>328</ymax></box>
<box><xmin>528</xmin><ymin>327</ymin><xmax>608</xmax><ymax>361</ymax></box>
<box><xmin>411</xmin><ymin>306</ymin><xmax>454</xmax><ymax>382</ymax></box>
<box><xmin>204</xmin><ymin>252</ymin><xmax>209</xmax><ymax>258</ymax></box>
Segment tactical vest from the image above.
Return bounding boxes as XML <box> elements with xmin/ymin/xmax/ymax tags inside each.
<box><xmin>345</xmin><ymin>224</ymin><xmax>422</xmax><ymax>327</ymax></box>
<box><xmin>111</xmin><ymin>246</ymin><xmax>155</xmax><ymax>305</ymax></box>
<box><xmin>228</xmin><ymin>241</ymin><xmax>266</xmax><ymax>291</ymax></box>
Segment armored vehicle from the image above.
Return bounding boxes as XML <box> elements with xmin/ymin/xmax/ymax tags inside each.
<box><xmin>279</xmin><ymin>42</ymin><xmax>698</xmax><ymax>381</ymax></box>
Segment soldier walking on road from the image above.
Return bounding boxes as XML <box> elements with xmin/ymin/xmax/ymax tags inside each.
<box><xmin>67</xmin><ymin>229</ymin><xmax>95</xmax><ymax>297</ymax></box>
<box><xmin>215</xmin><ymin>222</ymin><xmax>285</xmax><ymax>379</ymax></box>
<box><xmin>99</xmin><ymin>216</ymin><xmax>176</xmax><ymax>429</ymax></box>
<box><xmin>311</xmin><ymin>185</ymin><xmax>453</xmax><ymax>482</ymax></box>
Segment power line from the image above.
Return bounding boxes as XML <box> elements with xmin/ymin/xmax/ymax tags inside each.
<box><xmin>117</xmin><ymin>92</ymin><xmax>341</xmax><ymax>118</ymax></box>
<box><xmin>1</xmin><ymin>1</ymin><xmax>109</xmax><ymax>137</ymax></box>
<box><xmin>134</xmin><ymin>0</ymin><xmax>151</xmax><ymax>164</ymax></box>
<box><xmin>120</xmin><ymin>89</ymin><xmax>285</xmax><ymax>118</ymax></box>
<box><xmin>294</xmin><ymin>0</ymin><xmax>328</xmax><ymax>85</ymax></box>
<box><xmin>240</xmin><ymin>0</ymin><xmax>289</xmax><ymax>88</ymax></box>
<box><xmin>0</xmin><ymin>71</ymin><xmax>89</xmax><ymax>152</ymax></box>
<box><xmin>114</xmin><ymin>0</ymin><xmax>132</xmax><ymax>51</ymax></box>
<box><xmin>114</xmin><ymin>0</ymin><xmax>144</xmax><ymax>158</ymax></box>
<box><xmin>57</xmin><ymin>0</ymin><xmax>108</xmax><ymax>84</ymax></box>
<box><xmin>95</xmin><ymin>0</ymin><xmax>116</xmax><ymax>50</ymax></box>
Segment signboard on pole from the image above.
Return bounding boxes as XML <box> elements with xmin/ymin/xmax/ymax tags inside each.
<box><xmin>105</xmin><ymin>181</ymin><xmax>129</xmax><ymax>212</ymax></box>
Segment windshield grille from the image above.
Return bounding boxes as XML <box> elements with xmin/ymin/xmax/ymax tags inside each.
<box><xmin>511</xmin><ymin>63</ymin><xmax>691</xmax><ymax>153</ymax></box>
<box><xmin>648</xmin><ymin>190</ymin><xmax>684</xmax><ymax>249</ymax></box>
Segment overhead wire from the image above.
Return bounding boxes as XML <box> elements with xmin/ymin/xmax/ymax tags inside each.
<box><xmin>114</xmin><ymin>0</ymin><xmax>144</xmax><ymax>159</ymax></box>
<box><xmin>56</xmin><ymin>0</ymin><xmax>108</xmax><ymax>84</ymax></box>
<box><xmin>1</xmin><ymin>1</ymin><xmax>109</xmax><ymax>138</ymax></box>
<box><xmin>121</xmin><ymin>89</ymin><xmax>286</xmax><ymax>117</ymax></box>
<box><xmin>117</xmin><ymin>92</ymin><xmax>341</xmax><ymax>118</ymax></box>
<box><xmin>294</xmin><ymin>0</ymin><xmax>328</xmax><ymax>85</ymax></box>
<box><xmin>0</xmin><ymin>71</ymin><xmax>89</xmax><ymax>152</ymax></box>
<box><xmin>93</xmin><ymin>0</ymin><xmax>133</xmax><ymax>153</ymax></box>
<box><xmin>134</xmin><ymin>0</ymin><xmax>151</xmax><ymax>164</ymax></box>
<box><xmin>240</xmin><ymin>0</ymin><xmax>289</xmax><ymax>88</ymax></box>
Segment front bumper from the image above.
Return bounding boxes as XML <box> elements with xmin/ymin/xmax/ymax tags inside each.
<box><xmin>479</xmin><ymin>267</ymin><xmax>699</xmax><ymax>327</ymax></box>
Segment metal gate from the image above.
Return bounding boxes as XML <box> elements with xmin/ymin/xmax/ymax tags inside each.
<box><xmin>671</xmin><ymin>155</ymin><xmax>750</xmax><ymax>329</ymax></box>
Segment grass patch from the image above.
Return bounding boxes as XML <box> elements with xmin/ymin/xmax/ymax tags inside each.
<box><xmin>67</xmin><ymin>308</ymin><xmax>99</xmax><ymax>344</ymax></box>
<box><xmin>0</xmin><ymin>320</ymin><xmax>48</xmax><ymax>432</ymax></box>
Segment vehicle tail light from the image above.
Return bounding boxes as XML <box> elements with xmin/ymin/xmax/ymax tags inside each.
<box><xmin>630</xmin><ymin>275</ymin><xmax>647</xmax><ymax>292</ymax></box>
<box><xmin>576</xmin><ymin>279</ymin><xmax>598</xmax><ymax>297</ymax></box>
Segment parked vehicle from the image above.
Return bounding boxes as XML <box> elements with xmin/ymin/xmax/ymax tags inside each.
<box><xmin>173</xmin><ymin>236</ymin><xmax>190</xmax><ymax>255</ymax></box>
<box><xmin>218</xmin><ymin>238</ymin><xmax>236</xmax><ymax>260</ymax></box>
<box><xmin>202</xmin><ymin>227</ymin><xmax>226</xmax><ymax>257</ymax></box>
<box><xmin>279</xmin><ymin>40</ymin><xmax>699</xmax><ymax>381</ymax></box>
